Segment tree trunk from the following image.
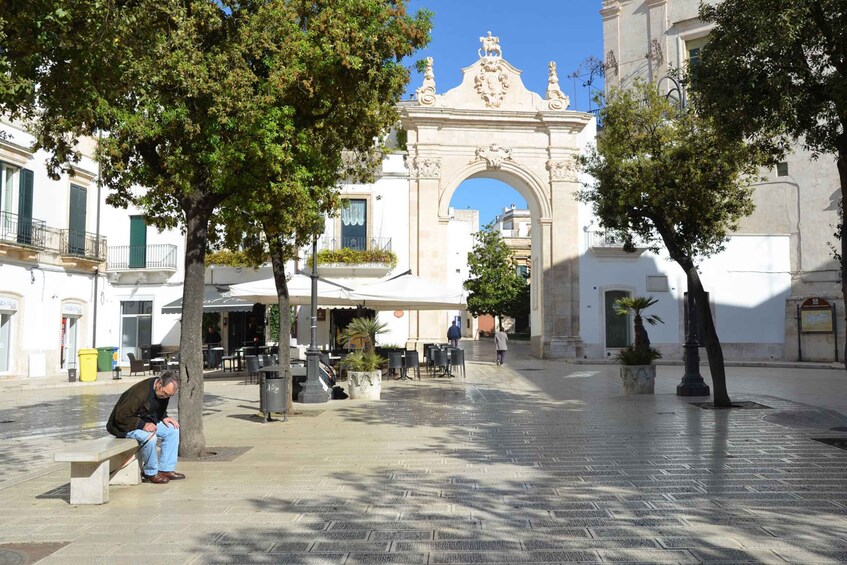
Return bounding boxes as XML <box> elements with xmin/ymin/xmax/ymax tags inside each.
<box><xmin>177</xmin><ymin>205</ymin><xmax>209</xmax><ymax>457</ymax></box>
<box><xmin>838</xmin><ymin>138</ymin><xmax>847</xmax><ymax>368</ymax></box>
<box><xmin>688</xmin><ymin>268</ymin><xmax>732</xmax><ymax>407</ymax></box>
<box><xmin>270</xmin><ymin>242</ymin><xmax>293</xmax><ymax>412</ymax></box>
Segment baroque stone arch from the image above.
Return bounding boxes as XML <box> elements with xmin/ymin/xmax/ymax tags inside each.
<box><xmin>400</xmin><ymin>33</ymin><xmax>594</xmax><ymax>358</ymax></box>
<box><xmin>437</xmin><ymin>162</ymin><xmax>553</xmax><ymax>223</ymax></box>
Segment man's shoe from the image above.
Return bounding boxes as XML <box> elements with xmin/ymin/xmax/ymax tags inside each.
<box><xmin>159</xmin><ymin>471</ymin><xmax>186</xmax><ymax>480</ymax></box>
<box><xmin>142</xmin><ymin>473</ymin><xmax>170</xmax><ymax>484</ymax></box>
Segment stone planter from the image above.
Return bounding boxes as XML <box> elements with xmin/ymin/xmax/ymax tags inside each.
<box><xmin>347</xmin><ymin>370</ymin><xmax>382</xmax><ymax>400</ymax></box>
<box><xmin>620</xmin><ymin>364</ymin><xmax>656</xmax><ymax>395</ymax></box>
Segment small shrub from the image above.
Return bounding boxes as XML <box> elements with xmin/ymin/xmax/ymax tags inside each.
<box><xmin>617</xmin><ymin>345</ymin><xmax>662</xmax><ymax>365</ymax></box>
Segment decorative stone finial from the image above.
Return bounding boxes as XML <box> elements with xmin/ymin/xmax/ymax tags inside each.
<box><xmin>478</xmin><ymin>31</ymin><xmax>502</xmax><ymax>59</ymax></box>
<box><xmin>415</xmin><ymin>56</ymin><xmax>437</xmax><ymax>106</ymax></box>
<box><xmin>545</xmin><ymin>61</ymin><xmax>570</xmax><ymax>110</ymax></box>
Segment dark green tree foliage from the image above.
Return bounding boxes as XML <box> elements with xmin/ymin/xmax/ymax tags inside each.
<box><xmin>690</xmin><ymin>0</ymin><xmax>847</xmax><ymax>364</ymax></box>
<box><xmin>578</xmin><ymin>82</ymin><xmax>765</xmax><ymax>407</ymax></box>
<box><xmin>0</xmin><ymin>0</ymin><xmax>430</xmax><ymax>454</ymax></box>
<box><xmin>464</xmin><ymin>224</ymin><xmax>527</xmax><ymax>330</ymax></box>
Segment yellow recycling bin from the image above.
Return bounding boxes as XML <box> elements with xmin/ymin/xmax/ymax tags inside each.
<box><xmin>78</xmin><ymin>349</ymin><xmax>98</xmax><ymax>382</ymax></box>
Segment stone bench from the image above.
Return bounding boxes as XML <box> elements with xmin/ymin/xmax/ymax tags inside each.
<box><xmin>54</xmin><ymin>437</ymin><xmax>142</xmax><ymax>504</ymax></box>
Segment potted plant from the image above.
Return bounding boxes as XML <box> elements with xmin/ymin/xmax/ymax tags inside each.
<box><xmin>339</xmin><ymin>317</ymin><xmax>387</xmax><ymax>400</ymax></box>
<box><xmin>614</xmin><ymin>296</ymin><xmax>664</xmax><ymax>394</ymax></box>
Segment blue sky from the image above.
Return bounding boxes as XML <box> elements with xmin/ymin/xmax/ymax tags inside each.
<box><xmin>404</xmin><ymin>1</ymin><xmax>605</xmax><ymax>226</ymax></box>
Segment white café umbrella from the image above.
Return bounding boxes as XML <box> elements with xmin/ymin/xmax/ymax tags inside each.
<box><xmin>349</xmin><ymin>270</ymin><xmax>467</xmax><ymax>311</ymax></box>
<box><xmin>229</xmin><ymin>274</ymin><xmax>356</xmax><ymax>307</ymax></box>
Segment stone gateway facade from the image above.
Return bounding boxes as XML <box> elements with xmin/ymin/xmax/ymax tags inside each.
<box><xmin>401</xmin><ymin>34</ymin><xmax>596</xmax><ymax>358</ymax></box>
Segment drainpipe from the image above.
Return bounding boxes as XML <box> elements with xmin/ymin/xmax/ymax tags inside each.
<box><xmin>92</xmin><ymin>132</ymin><xmax>103</xmax><ymax>347</ymax></box>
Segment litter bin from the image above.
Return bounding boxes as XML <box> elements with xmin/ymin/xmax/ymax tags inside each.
<box><xmin>78</xmin><ymin>349</ymin><xmax>98</xmax><ymax>382</ymax></box>
<box><xmin>96</xmin><ymin>347</ymin><xmax>119</xmax><ymax>372</ymax></box>
<box><xmin>67</xmin><ymin>362</ymin><xmax>77</xmax><ymax>382</ymax></box>
<box><xmin>261</xmin><ymin>374</ymin><xmax>288</xmax><ymax>415</ymax></box>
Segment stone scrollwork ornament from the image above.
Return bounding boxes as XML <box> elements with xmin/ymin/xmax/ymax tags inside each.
<box><xmin>475</xmin><ymin>32</ymin><xmax>509</xmax><ymax>108</ymax></box>
<box><xmin>408</xmin><ymin>156</ymin><xmax>441</xmax><ymax>179</ymax></box>
<box><xmin>472</xmin><ymin>144</ymin><xmax>513</xmax><ymax>170</ymax></box>
<box><xmin>545</xmin><ymin>61</ymin><xmax>570</xmax><ymax>110</ymax></box>
<box><xmin>546</xmin><ymin>158</ymin><xmax>578</xmax><ymax>181</ymax></box>
<box><xmin>415</xmin><ymin>56</ymin><xmax>437</xmax><ymax>106</ymax></box>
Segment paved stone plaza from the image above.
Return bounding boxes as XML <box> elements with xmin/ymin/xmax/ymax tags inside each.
<box><xmin>2</xmin><ymin>341</ymin><xmax>847</xmax><ymax>563</ymax></box>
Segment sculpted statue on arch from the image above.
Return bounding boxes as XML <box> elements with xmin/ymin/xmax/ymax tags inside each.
<box><xmin>479</xmin><ymin>31</ymin><xmax>502</xmax><ymax>58</ymax></box>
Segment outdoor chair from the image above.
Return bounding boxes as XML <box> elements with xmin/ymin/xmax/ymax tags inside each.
<box><xmin>450</xmin><ymin>348</ymin><xmax>466</xmax><ymax>379</ymax></box>
<box><xmin>244</xmin><ymin>355</ymin><xmax>260</xmax><ymax>385</ymax></box>
<box><xmin>387</xmin><ymin>351</ymin><xmax>404</xmax><ymax>379</ymax></box>
<box><xmin>259</xmin><ymin>354</ymin><xmax>273</xmax><ymax>368</ymax></box>
<box><xmin>126</xmin><ymin>353</ymin><xmax>148</xmax><ymax>376</ymax></box>
<box><xmin>221</xmin><ymin>352</ymin><xmax>237</xmax><ymax>372</ymax></box>
<box><xmin>405</xmin><ymin>350</ymin><xmax>421</xmax><ymax>380</ymax></box>
<box><xmin>432</xmin><ymin>349</ymin><xmax>450</xmax><ymax>377</ymax></box>
<box><xmin>167</xmin><ymin>352</ymin><xmax>180</xmax><ymax>372</ymax></box>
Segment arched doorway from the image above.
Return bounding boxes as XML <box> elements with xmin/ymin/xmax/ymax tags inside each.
<box><xmin>400</xmin><ymin>34</ymin><xmax>594</xmax><ymax>358</ymax></box>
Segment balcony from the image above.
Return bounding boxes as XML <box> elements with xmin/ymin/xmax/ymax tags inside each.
<box><xmin>107</xmin><ymin>244</ymin><xmax>178</xmax><ymax>284</ymax></box>
<box><xmin>56</xmin><ymin>229</ymin><xmax>107</xmax><ymax>268</ymax></box>
<box><xmin>589</xmin><ymin>108</ymin><xmax>603</xmax><ymax>129</ymax></box>
<box><xmin>306</xmin><ymin>237</ymin><xmax>395</xmax><ymax>277</ymax></box>
<box><xmin>317</xmin><ymin>237</ymin><xmax>392</xmax><ymax>252</ymax></box>
<box><xmin>0</xmin><ymin>211</ymin><xmax>46</xmax><ymax>260</ymax></box>
<box><xmin>586</xmin><ymin>229</ymin><xmax>647</xmax><ymax>259</ymax></box>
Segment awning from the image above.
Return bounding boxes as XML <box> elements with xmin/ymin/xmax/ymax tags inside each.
<box><xmin>161</xmin><ymin>285</ymin><xmax>256</xmax><ymax>314</ymax></box>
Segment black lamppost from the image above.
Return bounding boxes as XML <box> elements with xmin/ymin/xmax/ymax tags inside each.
<box><xmin>298</xmin><ymin>237</ymin><xmax>329</xmax><ymax>404</ymax></box>
<box><xmin>657</xmin><ymin>75</ymin><xmax>711</xmax><ymax>397</ymax></box>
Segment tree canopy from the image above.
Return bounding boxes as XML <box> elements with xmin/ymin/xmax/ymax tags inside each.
<box><xmin>464</xmin><ymin>224</ymin><xmax>527</xmax><ymax>330</ymax></box>
<box><xmin>0</xmin><ymin>0</ymin><xmax>430</xmax><ymax>454</ymax></box>
<box><xmin>690</xmin><ymin>0</ymin><xmax>847</xmax><ymax>365</ymax></box>
<box><xmin>578</xmin><ymin>81</ymin><xmax>767</xmax><ymax>406</ymax></box>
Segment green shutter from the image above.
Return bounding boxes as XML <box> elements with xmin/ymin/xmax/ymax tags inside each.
<box><xmin>17</xmin><ymin>168</ymin><xmax>33</xmax><ymax>245</ymax></box>
<box><xmin>129</xmin><ymin>215</ymin><xmax>147</xmax><ymax>268</ymax></box>
<box><xmin>68</xmin><ymin>184</ymin><xmax>87</xmax><ymax>255</ymax></box>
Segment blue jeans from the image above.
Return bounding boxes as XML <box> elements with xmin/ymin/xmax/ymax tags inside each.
<box><xmin>496</xmin><ymin>350</ymin><xmax>506</xmax><ymax>365</ymax></box>
<box><xmin>125</xmin><ymin>422</ymin><xmax>179</xmax><ymax>476</ymax></box>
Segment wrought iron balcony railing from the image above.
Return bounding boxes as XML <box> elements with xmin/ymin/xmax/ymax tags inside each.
<box><xmin>0</xmin><ymin>211</ymin><xmax>46</xmax><ymax>248</ymax></box>
<box><xmin>589</xmin><ymin>107</ymin><xmax>603</xmax><ymax>129</ymax></box>
<box><xmin>586</xmin><ymin>229</ymin><xmax>647</xmax><ymax>249</ymax></box>
<box><xmin>317</xmin><ymin>236</ymin><xmax>392</xmax><ymax>252</ymax></box>
<box><xmin>59</xmin><ymin>229</ymin><xmax>107</xmax><ymax>260</ymax></box>
<box><xmin>108</xmin><ymin>244</ymin><xmax>178</xmax><ymax>271</ymax></box>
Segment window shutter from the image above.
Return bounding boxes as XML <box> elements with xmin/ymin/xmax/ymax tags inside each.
<box><xmin>129</xmin><ymin>215</ymin><xmax>147</xmax><ymax>268</ymax></box>
<box><xmin>68</xmin><ymin>184</ymin><xmax>87</xmax><ymax>255</ymax></box>
<box><xmin>16</xmin><ymin>168</ymin><xmax>34</xmax><ymax>244</ymax></box>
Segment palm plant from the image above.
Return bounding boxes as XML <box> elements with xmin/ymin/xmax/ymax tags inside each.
<box><xmin>614</xmin><ymin>296</ymin><xmax>664</xmax><ymax>365</ymax></box>
<box><xmin>340</xmin><ymin>317</ymin><xmax>388</xmax><ymax>354</ymax></box>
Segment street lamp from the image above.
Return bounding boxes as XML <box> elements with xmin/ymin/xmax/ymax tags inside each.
<box><xmin>298</xmin><ymin>236</ymin><xmax>329</xmax><ymax>403</ymax></box>
<box><xmin>656</xmin><ymin>75</ymin><xmax>711</xmax><ymax>397</ymax></box>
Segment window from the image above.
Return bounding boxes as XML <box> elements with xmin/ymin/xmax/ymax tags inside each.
<box><xmin>517</xmin><ymin>265</ymin><xmax>529</xmax><ymax>278</ymax></box>
<box><xmin>777</xmin><ymin>162</ymin><xmax>789</xmax><ymax>177</ymax></box>
<box><xmin>0</xmin><ymin>312</ymin><xmax>11</xmax><ymax>372</ymax></box>
<box><xmin>605</xmin><ymin>290</ymin><xmax>631</xmax><ymax>348</ymax></box>
<box><xmin>341</xmin><ymin>199</ymin><xmax>367</xmax><ymax>250</ymax></box>
<box><xmin>120</xmin><ymin>301</ymin><xmax>152</xmax><ymax>362</ymax></box>
<box><xmin>685</xmin><ymin>36</ymin><xmax>709</xmax><ymax>68</ymax></box>
<box><xmin>0</xmin><ymin>163</ymin><xmax>34</xmax><ymax>244</ymax></box>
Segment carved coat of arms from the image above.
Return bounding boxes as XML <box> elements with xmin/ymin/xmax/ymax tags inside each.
<box><xmin>475</xmin><ymin>58</ymin><xmax>510</xmax><ymax>108</ymax></box>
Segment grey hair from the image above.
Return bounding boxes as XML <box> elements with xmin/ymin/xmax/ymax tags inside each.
<box><xmin>158</xmin><ymin>371</ymin><xmax>180</xmax><ymax>389</ymax></box>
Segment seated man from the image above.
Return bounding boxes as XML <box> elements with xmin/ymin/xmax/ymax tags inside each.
<box><xmin>106</xmin><ymin>371</ymin><xmax>185</xmax><ymax>484</ymax></box>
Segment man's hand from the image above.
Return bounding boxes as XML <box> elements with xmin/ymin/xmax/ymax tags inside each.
<box><xmin>142</xmin><ymin>422</ymin><xmax>156</xmax><ymax>433</ymax></box>
<box><xmin>162</xmin><ymin>417</ymin><xmax>180</xmax><ymax>429</ymax></box>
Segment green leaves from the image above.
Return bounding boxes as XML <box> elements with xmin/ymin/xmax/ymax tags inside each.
<box><xmin>464</xmin><ymin>224</ymin><xmax>528</xmax><ymax>321</ymax></box>
<box><xmin>578</xmin><ymin>81</ymin><xmax>761</xmax><ymax>268</ymax></box>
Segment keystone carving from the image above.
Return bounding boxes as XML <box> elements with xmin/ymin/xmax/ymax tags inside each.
<box><xmin>472</xmin><ymin>144</ymin><xmax>513</xmax><ymax>170</ymax></box>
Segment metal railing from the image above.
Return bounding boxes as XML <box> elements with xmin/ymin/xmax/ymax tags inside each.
<box><xmin>60</xmin><ymin>229</ymin><xmax>107</xmax><ymax>260</ymax></box>
<box><xmin>589</xmin><ymin>108</ymin><xmax>603</xmax><ymax>129</ymax></box>
<box><xmin>108</xmin><ymin>244</ymin><xmax>178</xmax><ymax>271</ymax></box>
<box><xmin>317</xmin><ymin>236</ymin><xmax>392</xmax><ymax>252</ymax></box>
<box><xmin>586</xmin><ymin>229</ymin><xmax>643</xmax><ymax>248</ymax></box>
<box><xmin>0</xmin><ymin>211</ymin><xmax>46</xmax><ymax>248</ymax></box>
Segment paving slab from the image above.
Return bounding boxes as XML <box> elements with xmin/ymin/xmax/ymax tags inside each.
<box><xmin>2</xmin><ymin>341</ymin><xmax>847</xmax><ymax>563</ymax></box>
